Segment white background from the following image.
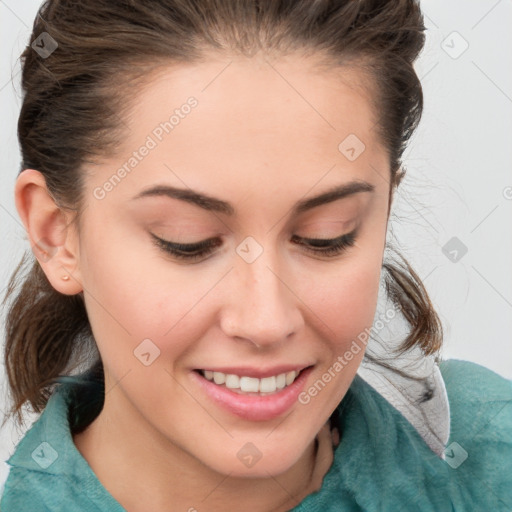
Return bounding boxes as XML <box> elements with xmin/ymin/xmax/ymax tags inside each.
<box><xmin>1</xmin><ymin>0</ymin><xmax>511</xmax><ymax>484</ymax></box>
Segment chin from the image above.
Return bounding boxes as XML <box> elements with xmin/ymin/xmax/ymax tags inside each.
<box><xmin>199</xmin><ymin>439</ymin><xmax>309</xmax><ymax>479</ymax></box>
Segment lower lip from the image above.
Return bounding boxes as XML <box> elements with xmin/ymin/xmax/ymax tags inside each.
<box><xmin>191</xmin><ymin>366</ymin><xmax>313</xmax><ymax>422</ymax></box>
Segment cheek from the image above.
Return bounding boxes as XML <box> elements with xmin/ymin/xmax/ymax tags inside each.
<box><xmin>302</xmin><ymin>251</ymin><xmax>383</xmax><ymax>352</ymax></box>
<box><xmin>292</xmin><ymin>255</ymin><xmax>382</xmax><ymax>422</ymax></box>
<box><xmin>78</xmin><ymin>218</ymin><xmax>214</xmax><ymax>376</ymax></box>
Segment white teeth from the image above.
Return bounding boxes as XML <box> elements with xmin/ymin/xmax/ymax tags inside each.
<box><xmin>240</xmin><ymin>376</ymin><xmax>260</xmax><ymax>392</ymax></box>
<box><xmin>201</xmin><ymin>369</ymin><xmax>300</xmax><ymax>394</ymax></box>
<box><xmin>213</xmin><ymin>372</ymin><xmax>226</xmax><ymax>385</ymax></box>
<box><xmin>225</xmin><ymin>374</ymin><xmax>240</xmax><ymax>389</ymax></box>
<box><xmin>285</xmin><ymin>371</ymin><xmax>296</xmax><ymax>386</ymax></box>
<box><xmin>259</xmin><ymin>376</ymin><xmax>276</xmax><ymax>393</ymax></box>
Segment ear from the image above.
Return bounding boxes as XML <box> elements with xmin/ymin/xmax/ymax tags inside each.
<box><xmin>14</xmin><ymin>169</ymin><xmax>83</xmax><ymax>295</ymax></box>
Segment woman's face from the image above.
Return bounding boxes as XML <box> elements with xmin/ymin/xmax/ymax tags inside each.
<box><xmin>73</xmin><ymin>54</ymin><xmax>391</xmax><ymax>477</ymax></box>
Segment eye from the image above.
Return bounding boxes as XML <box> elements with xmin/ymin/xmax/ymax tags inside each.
<box><xmin>151</xmin><ymin>234</ymin><xmax>221</xmax><ymax>262</ymax></box>
<box><xmin>150</xmin><ymin>228</ymin><xmax>358</xmax><ymax>262</ymax></box>
<box><xmin>290</xmin><ymin>229</ymin><xmax>358</xmax><ymax>257</ymax></box>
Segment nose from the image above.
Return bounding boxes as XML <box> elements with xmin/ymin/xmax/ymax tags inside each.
<box><xmin>219</xmin><ymin>247</ymin><xmax>304</xmax><ymax>349</ymax></box>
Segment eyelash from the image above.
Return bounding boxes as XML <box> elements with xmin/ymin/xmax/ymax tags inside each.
<box><xmin>151</xmin><ymin>230</ymin><xmax>358</xmax><ymax>262</ymax></box>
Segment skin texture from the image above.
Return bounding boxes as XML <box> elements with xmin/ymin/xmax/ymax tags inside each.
<box><xmin>15</xmin><ymin>53</ymin><xmax>394</xmax><ymax>511</ymax></box>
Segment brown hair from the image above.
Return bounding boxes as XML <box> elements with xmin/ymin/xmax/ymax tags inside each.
<box><xmin>2</xmin><ymin>0</ymin><xmax>442</xmax><ymax>429</ymax></box>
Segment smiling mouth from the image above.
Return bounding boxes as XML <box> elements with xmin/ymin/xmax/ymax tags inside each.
<box><xmin>195</xmin><ymin>367</ymin><xmax>311</xmax><ymax>396</ymax></box>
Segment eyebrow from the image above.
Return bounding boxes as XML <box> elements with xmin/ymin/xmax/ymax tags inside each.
<box><xmin>132</xmin><ymin>180</ymin><xmax>375</xmax><ymax>216</ymax></box>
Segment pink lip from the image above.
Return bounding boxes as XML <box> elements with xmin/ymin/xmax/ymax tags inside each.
<box><xmin>191</xmin><ymin>366</ymin><xmax>313</xmax><ymax>422</ymax></box>
<box><xmin>197</xmin><ymin>365</ymin><xmax>309</xmax><ymax>379</ymax></box>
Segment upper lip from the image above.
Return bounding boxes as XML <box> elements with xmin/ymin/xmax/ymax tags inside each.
<box><xmin>196</xmin><ymin>364</ymin><xmax>312</xmax><ymax>379</ymax></box>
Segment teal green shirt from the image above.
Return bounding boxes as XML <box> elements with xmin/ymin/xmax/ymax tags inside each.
<box><xmin>1</xmin><ymin>359</ymin><xmax>511</xmax><ymax>511</ymax></box>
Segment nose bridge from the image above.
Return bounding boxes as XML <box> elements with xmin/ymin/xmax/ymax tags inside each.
<box><xmin>222</xmin><ymin>242</ymin><xmax>301</xmax><ymax>346</ymax></box>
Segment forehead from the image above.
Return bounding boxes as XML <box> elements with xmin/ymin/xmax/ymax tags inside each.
<box><xmin>90</xmin><ymin>55</ymin><xmax>387</xmax><ymax>204</ymax></box>
<box><xmin>127</xmin><ymin>54</ymin><xmax>377</xmax><ymax>144</ymax></box>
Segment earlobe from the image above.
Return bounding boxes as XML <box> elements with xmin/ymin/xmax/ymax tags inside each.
<box><xmin>14</xmin><ymin>169</ymin><xmax>83</xmax><ymax>295</ymax></box>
